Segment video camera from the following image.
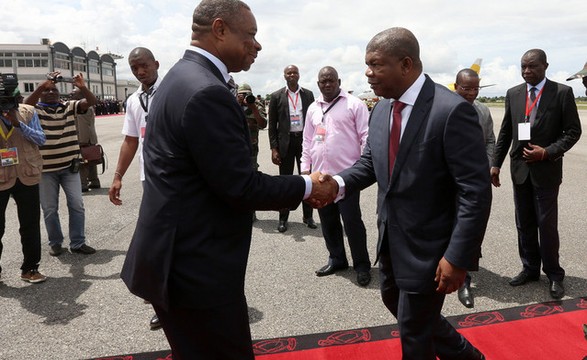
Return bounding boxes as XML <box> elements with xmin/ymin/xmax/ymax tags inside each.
<box><xmin>0</xmin><ymin>73</ymin><xmax>19</xmax><ymax>112</ymax></box>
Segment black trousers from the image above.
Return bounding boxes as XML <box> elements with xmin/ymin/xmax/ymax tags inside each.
<box><xmin>513</xmin><ymin>177</ymin><xmax>563</xmax><ymax>281</ymax></box>
<box><xmin>379</xmin><ymin>239</ymin><xmax>479</xmax><ymax>360</ymax></box>
<box><xmin>0</xmin><ymin>179</ymin><xmax>41</xmax><ymax>274</ymax></box>
<box><xmin>317</xmin><ymin>191</ymin><xmax>370</xmax><ymax>271</ymax></box>
<box><xmin>278</xmin><ymin>133</ymin><xmax>312</xmax><ymax>221</ymax></box>
<box><xmin>153</xmin><ymin>296</ymin><xmax>254</xmax><ymax>360</ymax></box>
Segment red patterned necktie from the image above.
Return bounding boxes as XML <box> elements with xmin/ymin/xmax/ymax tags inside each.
<box><xmin>389</xmin><ymin>101</ymin><xmax>405</xmax><ymax>176</ymax></box>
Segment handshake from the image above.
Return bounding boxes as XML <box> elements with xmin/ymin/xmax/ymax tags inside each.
<box><xmin>305</xmin><ymin>171</ymin><xmax>339</xmax><ymax>209</ymax></box>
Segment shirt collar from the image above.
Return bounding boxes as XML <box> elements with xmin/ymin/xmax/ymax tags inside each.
<box><xmin>139</xmin><ymin>76</ymin><xmax>162</xmax><ymax>95</ymax></box>
<box><xmin>285</xmin><ymin>85</ymin><xmax>301</xmax><ymax>94</ymax></box>
<box><xmin>317</xmin><ymin>89</ymin><xmax>347</xmax><ymax>104</ymax></box>
<box><xmin>188</xmin><ymin>46</ymin><xmax>231</xmax><ymax>83</ymax></box>
<box><xmin>393</xmin><ymin>72</ymin><xmax>426</xmax><ymax>107</ymax></box>
<box><xmin>527</xmin><ymin>77</ymin><xmax>546</xmax><ymax>92</ymax></box>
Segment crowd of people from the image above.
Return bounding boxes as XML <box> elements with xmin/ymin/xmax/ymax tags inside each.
<box><xmin>1</xmin><ymin>0</ymin><xmax>586</xmax><ymax>359</ymax></box>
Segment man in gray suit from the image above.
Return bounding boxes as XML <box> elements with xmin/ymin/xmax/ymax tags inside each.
<box><xmin>323</xmin><ymin>27</ymin><xmax>490</xmax><ymax>359</ymax></box>
<box><xmin>120</xmin><ymin>1</ymin><xmax>333</xmax><ymax>359</ymax></box>
<box><xmin>491</xmin><ymin>49</ymin><xmax>581</xmax><ymax>300</ymax></box>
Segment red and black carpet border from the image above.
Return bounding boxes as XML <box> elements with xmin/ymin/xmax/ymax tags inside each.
<box><xmin>92</xmin><ymin>296</ymin><xmax>587</xmax><ymax>360</ymax></box>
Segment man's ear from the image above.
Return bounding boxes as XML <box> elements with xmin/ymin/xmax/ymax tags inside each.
<box><xmin>211</xmin><ymin>18</ymin><xmax>228</xmax><ymax>40</ymax></box>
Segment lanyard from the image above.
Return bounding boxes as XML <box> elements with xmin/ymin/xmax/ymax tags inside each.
<box><xmin>320</xmin><ymin>95</ymin><xmax>342</xmax><ymax>121</ymax></box>
<box><xmin>525</xmin><ymin>87</ymin><xmax>544</xmax><ymax>121</ymax></box>
<box><xmin>287</xmin><ymin>91</ymin><xmax>300</xmax><ymax>114</ymax></box>
<box><xmin>0</xmin><ymin>117</ymin><xmax>15</xmax><ymax>141</ymax></box>
<box><xmin>139</xmin><ymin>87</ymin><xmax>155</xmax><ymax>113</ymax></box>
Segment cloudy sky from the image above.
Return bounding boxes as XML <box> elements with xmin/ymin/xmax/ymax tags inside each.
<box><xmin>3</xmin><ymin>0</ymin><xmax>587</xmax><ymax>98</ymax></box>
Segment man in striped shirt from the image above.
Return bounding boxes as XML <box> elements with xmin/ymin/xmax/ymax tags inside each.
<box><xmin>25</xmin><ymin>72</ymin><xmax>97</xmax><ymax>256</ymax></box>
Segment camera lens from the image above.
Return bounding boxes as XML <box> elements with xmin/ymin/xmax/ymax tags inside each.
<box><xmin>245</xmin><ymin>94</ymin><xmax>256</xmax><ymax>104</ymax></box>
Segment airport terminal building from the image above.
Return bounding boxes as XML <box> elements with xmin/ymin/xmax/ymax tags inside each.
<box><xmin>0</xmin><ymin>39</ymin><xmax>131</xmax><ymax>101</ymax></box>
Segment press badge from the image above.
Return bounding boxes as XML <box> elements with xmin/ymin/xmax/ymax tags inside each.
<box><xmin>0</xmin><ymin>147</ymin><xmax>19</xmax><ymax>166</ymax></box>
<box><xmin>315</xmin><ymin>124</ymin><xmax>326</xmax><ymax>142</ymax></box>
<box><xmin>518</xmin><ymin>122</ymin><xmax>531</xmax><ymax>141</ymax></box>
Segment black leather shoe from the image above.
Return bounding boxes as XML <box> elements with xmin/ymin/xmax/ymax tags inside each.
<box><xmin>150</xmin><ymin>314</ymin><xmax>161</xmax><ymax>330</ymax></box>
<box><xmin>357</xmin><ymin>271</ymin><xmax>371</xmax><ymax>286</ymax></box>
<box><xmin>473</xmin><ymin>348</ymin><xmax>485</xmax><ymax>360</ymax></box>
<box><xmin>303</xmin><ymin>217</ymin><xmax>318</xmax><ymax>229</ymax></box>
<box><xmin>49</xmin><ymin>245</ymin><xmax>64</xmax><ymax>257</ymax></box>
<box><xmin>549</xmin><ymin>280</ymin><xmax>564</xmax><ymax>299</ymax></box>
<box><xmin>277</xmin><ymin>220</ymin><xmax>287</xmax><ymax>233</ymax></box>
<box><xmin>458</xmin><ymin>283</ymin><xmax>474</xmax><ymax>308</ymax></box>
<box><xmin>315</xmin><ymin>264</ymin><xmax>348</xmax><ymax>277</ymax></box>
<box><xmin>509</xmin><ymin>271</ymin><xmax>539</xmax><ymax>286</ymax></box>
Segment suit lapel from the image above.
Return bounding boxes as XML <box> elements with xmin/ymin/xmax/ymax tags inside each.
<box><xmin>183</xmin><ymin>50</ymin><xmax>225</xmax><ymax>85</ymax></box>
<box><xmin>535</xmin><ymin>79</ymin><xmax>555</xmax><ymax>124</ymax></box>
<box><xmin>389</xmin><ymin>77</ymin><xmax>434</xmax><ymax>187</ymax></box>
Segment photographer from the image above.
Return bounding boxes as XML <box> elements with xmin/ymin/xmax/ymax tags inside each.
<box><xmin>236</xmin><ymin>83</ymin><xmax>267</xmax><ymax>171</ymax></box>
<box><xmin>0</xmin><ymin>74</ymin><xmax>47</xmax><ymax>283</ymax></box>
<box><xmin>24</xmin><ymin>71</ymin><xmax>97</xmax><ymax>256</ymax></box>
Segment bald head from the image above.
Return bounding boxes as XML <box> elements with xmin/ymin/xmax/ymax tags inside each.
<box><xmin>455</xmin><ymin>68</ymin><xmax>479</xmax><ymax>84</ymax></box>
<box><xmin>128</xmin><ymin>47</ymin><xmax>155</xmax><ymax>63</ymax></box>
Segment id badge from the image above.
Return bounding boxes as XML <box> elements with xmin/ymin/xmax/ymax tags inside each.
<box><xmin>518</xmin><ymin>122</ymin><xmax>531</xmax><ymax>141</ymax></box>
<box><xmin>0</xmin><ymin>147</ymin><xmax>19</xmax><ymax>166</ymax></box>
<box><xmin>315</xmin><ymin>124</ymin><xmax>326</xmax><ymax>142</ymax></box>
<box><xmin>290</xmin><ymin>114</ymin><xmax>301</xmax><ymax>128</ymax></box>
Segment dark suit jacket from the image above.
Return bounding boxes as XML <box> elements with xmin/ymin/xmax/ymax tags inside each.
<box><xmin>121</xmin><ymin>50</ymin><xmax>306</xmax><ymax>310</ymax></box>
<box><xmin>268</xmin><ymin>86</ymin><xmax>314</xmax><ymax>158</ymax></box>
<box><xmin>492</xmin><ymin>79</ymin><xmax>581</xmax><ymax>187</ymax></box>
<box><xmin>339</xmin><ymin>76</ymin><xmax>492</xmax><ymax>294</ymax></box>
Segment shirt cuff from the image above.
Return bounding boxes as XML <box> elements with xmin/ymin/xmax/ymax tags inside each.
<box><xmin>301</xmin><ymin>174</ymin><xmax>312</xmax><ymax>200</ymax></box>
<box><xmin>332</xmin><ymin>175</ymin><xmax>346</xmax><ymax>202</ymax></box>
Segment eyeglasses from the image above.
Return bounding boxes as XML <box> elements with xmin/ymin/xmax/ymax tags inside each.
<box><xmin>456</xmin><ymin>84</ymin><xmax>480</xmax><ymax>92</ymax></box>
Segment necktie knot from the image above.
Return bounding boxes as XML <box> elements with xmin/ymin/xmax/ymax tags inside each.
<box><xmin>530</xmin><ymin>87</ymin><xmax>537</xmax><ymax>102</ymax></box>
<box><xmin>393</xmin><ymin>101</ymin><xmax>406</xmax><ymax>115</ymax></box>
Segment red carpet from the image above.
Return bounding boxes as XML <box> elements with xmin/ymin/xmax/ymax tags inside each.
<box><xmin>93</xmin><ymin>297</ymin><xmax>587</xmax><ymax>360</ymax></box>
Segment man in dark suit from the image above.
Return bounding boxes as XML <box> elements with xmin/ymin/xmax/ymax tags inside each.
<box><xmin>120</xmin><ymin>1</ymin><xmax>334</xmax><ymax>359</ymax></box>
<box><xmin>268</xmin><ymin>65</ymin><xmax>317</xmax><ymax>232</ymax></box>
<box><xmin>491</xmin><ymin>49</ymin><xmax>581</xmax><ymax>300</ymax></box>
<box><xmin>327</xmin><ymin>27</ymin><xmax>491</xmax><ymax>359</ymax></box>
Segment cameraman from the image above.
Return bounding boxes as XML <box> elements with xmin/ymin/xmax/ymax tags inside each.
<box><xmin>0</xmin><ymin>80</ymin><xmax>47</xmax><ymax>283</ymax></box>
<box><xmin>25</xmin><ymin>71</ymin><xmax>97</xmax><ymax>256</ymax></box>
<box><xmin>236</xmin><ymin>83</ymin><xmax>267</xmax><ymax>171</ymax></box>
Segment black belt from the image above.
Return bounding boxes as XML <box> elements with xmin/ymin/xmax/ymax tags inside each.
<box><xmin>290</xmin><ymin>132</ymin><xmax>303</xmax><ymax>137</ymax></box>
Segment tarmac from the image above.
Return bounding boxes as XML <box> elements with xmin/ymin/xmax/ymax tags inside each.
<box><xmin>0</xmin><ymin>107</ymin><xmax>586</xmax><ymax>360</ymax></box>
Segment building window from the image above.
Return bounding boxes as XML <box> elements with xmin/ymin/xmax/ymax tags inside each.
<box><xmin>24</xmin><ymin>83</ymin><xmax>35</xmax><ymax>92</ymax></box>
<box><xmin>0</xmin><ymin>59</ymin><xmax>12</xmax><ymax>67</ymax></box>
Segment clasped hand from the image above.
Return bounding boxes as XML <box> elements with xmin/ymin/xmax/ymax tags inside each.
<box><xmin>305</xmin><ymin>172</ymin><xmax>338</xmax><ymax>209</ymax></box>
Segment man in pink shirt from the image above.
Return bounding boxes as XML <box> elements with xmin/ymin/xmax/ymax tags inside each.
<box><xmin>301</xmin><ymin>66</ymin><xmax>371</xmax><ymax>286</ymax></box>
